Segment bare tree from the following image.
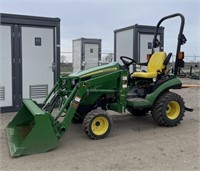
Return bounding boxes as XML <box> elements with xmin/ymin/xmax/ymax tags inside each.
<box><xmin>102</xmin><ymin>53</ymin><xmax>114</xmax><ymax>63</ymax></box>
<box><xmin>61</xmin><ymin>55</ymin><xmax>66</xmax><ymax>63</ymax></box>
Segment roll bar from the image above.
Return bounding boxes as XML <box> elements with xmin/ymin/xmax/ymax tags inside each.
<box><xmin>152</xmin><ymin>13</ymin><xmax>187</xmax><ymax>75</ymax></box>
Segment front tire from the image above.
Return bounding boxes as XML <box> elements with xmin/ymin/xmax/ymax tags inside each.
<box><xmin>83</xmin><ymin>108</ymin><xmax>112</xmax><ymax>140</ymax></box>
<box><xmin>152</xmin><ymin>92</ymin><xmax>185</xmax><ymax>127</ymax></box>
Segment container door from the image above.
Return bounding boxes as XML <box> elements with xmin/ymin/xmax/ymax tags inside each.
<box><xmin>140</xmin><ymin>34</ymin><xmax>160</xmax><ymax>62</ymax></box>
<box><xmin>139</xmin><ymin>34</ymin><xmax>160</xmax><ymax>70</ymax></box>
<box><xmin>115</xmin><ymin>29</ymin><xmax>134</xmax><ymax>64</ymax></box>
<box><xmin>84</xmin><ymin>43</ymin><xmax>99</xmax><ymax>69</ymax></box>
<box><xmin>21</xmin><ymin>27</ymin><xmax>54</xmax><ymax>104</ymax></box>
<box><xmin>0</xmin><ymin>25</ymin><xmax>13</xmax><ymax>107</ymax></box>
<box><xmin>72</xmin><ymin>40</ymin><xmax>82</xmax><ymax>72</ymax></box>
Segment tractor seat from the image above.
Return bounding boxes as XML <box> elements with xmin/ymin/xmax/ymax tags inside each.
<box><xmin>131</xmin><ymin>52</ymin><xmax>167</xmax><ymax>79</ymax></box>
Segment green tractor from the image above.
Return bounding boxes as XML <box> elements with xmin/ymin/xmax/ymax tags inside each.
<box><xmin>6</xmin><ymin>13</ymin><xmax>192</xmax><ymax>157</ymax></box>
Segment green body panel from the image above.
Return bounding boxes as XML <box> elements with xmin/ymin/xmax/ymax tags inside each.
<box><xmin>126</xmin><ymin>98</ymin><xmax>152</xmax><ymax>107</ymax></box>
<box><xmin>127</xmin><ymin>77</ymin><xmax>182</xmax><ymax>108</ymax></box>
<box><xmin>145</xmin><ymin>77</ymin><xmax>182</xmax><ymax>103</ymax></box>
<box><xmin>108</xmin><ymin>103</ymin><xmax>123</xmax><ymax>113</ymax></box>
<box><xmin>69</xmin><ymin>62</ymin><xmax>120</xmax><ymax>78</ymax></box>
<box><xmin>6</xmin><ymin>99</ymin><xmax>58</xmax><ymax>157</ymax></box>
<box><xmin>79</xmin><ymin>70</ymin><xmax>123</xmax><ymax>106</ymax></box>
<box><xmin>81</xmin><ymin>94</ymin><xmax>101</xmax><ymax>105</ymax></box>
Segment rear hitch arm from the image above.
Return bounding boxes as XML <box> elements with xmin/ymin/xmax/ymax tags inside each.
<box><xmin>184</xmin><ymin>106</ymin><xmax>193</xmax><ymax>112</ymax></box>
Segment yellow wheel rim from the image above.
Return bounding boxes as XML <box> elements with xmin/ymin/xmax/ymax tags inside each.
<box><xmin>91</xmin><ymin>117</ymin><xmax>109</xmax><ymax>135</ymax></box>
<box><xmin>166</xmin><ymin>101</ymin><xmax>180</xmax><ymax>120</ymax></box>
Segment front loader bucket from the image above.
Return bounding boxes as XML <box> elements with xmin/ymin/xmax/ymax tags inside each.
<box><xmin>6</xmin><ymin>99</ymin><xmax>58</xmax><ymax>157</ymax></box>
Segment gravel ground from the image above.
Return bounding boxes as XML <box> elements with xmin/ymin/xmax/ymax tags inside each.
<box><xmin>0</xmin><ymin>78</ymin><xmax>199</xmax><ymax>171</ymax></box>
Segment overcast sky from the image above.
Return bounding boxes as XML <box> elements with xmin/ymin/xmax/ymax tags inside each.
<box><xmin>1</xmin><ymin>0</ymin><xmax>199</xmax><ymax>62</ymax></box>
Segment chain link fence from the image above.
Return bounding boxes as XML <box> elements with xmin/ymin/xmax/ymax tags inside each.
<box><xmin>60</xmin><ymin>52</ymin><xmax>200</xmax><ymax>77</ymax></box>
<box><xmin>169</xmin><ymin>55</ymin><xmax>200</xmax><ymax>77</ymax></box>
<box><xmin>60</xmin><ymin>52</ymin><xmax>114</xmax><ymax>73</ymax></box>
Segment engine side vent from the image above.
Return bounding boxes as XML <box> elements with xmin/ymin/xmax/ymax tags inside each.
<box><xmin>0</xmin><ymin>86</ymin><xmax>5</xmax><ymax>100</ymax></box>
<box><xmin>29</xmin><ymin>84</ymin><xmax>48</xmax><ymax>99</ymax></box>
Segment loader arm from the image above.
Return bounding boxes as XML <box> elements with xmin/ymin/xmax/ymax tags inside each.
<box><xmin>57</xmin><ymin>70</ymin><xmax>124</xmax><ymax>137</ymax></box>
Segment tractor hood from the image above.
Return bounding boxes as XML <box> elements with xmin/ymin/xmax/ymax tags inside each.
<box><xmin>69</xmin><ymin>62</ymin><xmax>120</xmax><ymax>78</ymax></box>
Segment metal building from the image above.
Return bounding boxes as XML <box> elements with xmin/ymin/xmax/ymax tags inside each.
<box><xmin>114</xmin><ymin>25</ymin><xmax>164</xmax><ymax>71</ymax></box>
<box><xmin>72</xmin><ymin>38</ymin><xmax>101</xmax><ymax>72</ymax></box>
<box><xmin>0</xmin><ymin>13</ymin><xmax>60</xmax><ymax>112</ymax></box>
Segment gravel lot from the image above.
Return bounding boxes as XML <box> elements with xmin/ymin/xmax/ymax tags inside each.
<box><xmin>0</xmin><ymin>78</ymin><xmax>199</xmax><ymax>171</ymax></box>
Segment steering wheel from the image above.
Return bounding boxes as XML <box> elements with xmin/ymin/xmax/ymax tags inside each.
<box><xmin>120</xmin><ymin>56</ymin><xmax>137</xmax><ymax>68</ymax></box>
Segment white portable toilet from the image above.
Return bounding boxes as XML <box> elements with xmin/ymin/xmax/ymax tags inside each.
<box><xmin>0</xmin><ymin>13</ymin><xmax>60</xmax><ymax>112</ymax></box>
<box><xmin>114</xmin><ymin>25</ymin><xmax>164</xmax><ymax>71</ymax></box>
<box><xmin>72</xmin><ymin>38</ymin><xmax>101</xmax><ymax>72</ymax></box>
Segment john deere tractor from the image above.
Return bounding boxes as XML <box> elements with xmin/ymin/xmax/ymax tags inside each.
<box><xmin>6</xmin><ymin>13</ymin><xmax>192</xmax><ymax>157</ymax></box>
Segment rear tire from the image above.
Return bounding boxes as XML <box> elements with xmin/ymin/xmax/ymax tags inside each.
<box><xmin>83</xmin><ymin>108</ymin><xmax>112</xmax><ymax>140</ymax></box>
<box><xmin>152</xmin><ymin>92</ymin><xmax>185</xmax><ymax>127</ymax></box>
